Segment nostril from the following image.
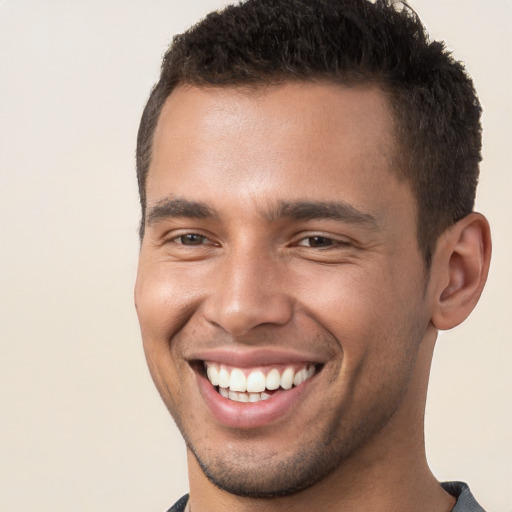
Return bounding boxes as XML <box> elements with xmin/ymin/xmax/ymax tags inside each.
<box><xmin>203</xmin><ymin>297</ymin><xmax>294</xmax><ymax>337</ymax></box>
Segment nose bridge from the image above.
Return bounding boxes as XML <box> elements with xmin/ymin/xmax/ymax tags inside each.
<box><xmin>203</xmin><ymin>240</ymin><xmax>293</xmax><ymax>336</ymax></box>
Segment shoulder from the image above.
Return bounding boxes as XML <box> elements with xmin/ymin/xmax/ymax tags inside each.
<box><xmin>441</xmin><ymin>482</ymin><xmax>486</xmax><ymax>512</ymax></box>
<box><xmin>165</xmin><ymin>494</ymin><xmax>189</xmax><ymax>512</ymax></box>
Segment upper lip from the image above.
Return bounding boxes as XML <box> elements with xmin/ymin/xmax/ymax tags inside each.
<box><xmin>187</xmin><ymin>347</ymin><xmax>327</xmax><ymax>367</ymax></box>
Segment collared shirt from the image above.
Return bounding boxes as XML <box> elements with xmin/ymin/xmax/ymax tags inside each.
<box><xmin>442</xmin><ymin>481</ymin><xmax>486</xmax><ymax>512</ymax></box>
<box><xmin>166</xmin><ymin>481</ymin><xmax>486</xmax><ymax>512</ymax></box>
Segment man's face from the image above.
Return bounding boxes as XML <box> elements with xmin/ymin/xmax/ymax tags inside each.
<box><xmin>135</xmin><ymin>82</ymin><xmax>435</xmax><ymax>497</ymax></box>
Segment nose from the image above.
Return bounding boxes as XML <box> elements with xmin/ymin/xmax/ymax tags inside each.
<box><xmin>202</xmin><ymin>248</ymin><xmax>294</xmax><ymax>337</ymax></box>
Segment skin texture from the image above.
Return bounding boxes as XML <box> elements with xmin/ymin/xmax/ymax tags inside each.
<box><xmin>135</xmin><ymin>82</ymin><xmax>491</xmax><ymax>511</ymax></box>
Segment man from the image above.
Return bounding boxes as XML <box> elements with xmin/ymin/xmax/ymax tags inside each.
<box><xmin>134</xmin><ymin>0</ymin><xmax>491</xmax><ymax>510</ymax></box>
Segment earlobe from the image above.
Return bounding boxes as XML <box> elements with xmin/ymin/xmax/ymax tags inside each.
<box><xmin>431</xmin><ymin>213</ymin><xmax>491</xmax><ymax>331</ymax></box>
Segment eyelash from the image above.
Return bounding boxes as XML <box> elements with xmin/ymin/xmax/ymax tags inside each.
<box><xmin>295</xmin><ymin>235</ymin><xmax>350</xmax><ymax>249</ymax></box>
<box><xmin>170</xmin><ymin>233</ymin><xmax>214</xmax><ymax>246</ymax></box>
<box><xmin>166</xmin><ymin>232</ymin><xmax>351</xmax><ymax>251</ymax></box>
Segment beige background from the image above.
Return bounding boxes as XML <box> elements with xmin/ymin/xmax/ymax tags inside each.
<box><xmin>0</xmin><ymin>1</ymin><xmax>510</xmax><ymax>510</ymax></box>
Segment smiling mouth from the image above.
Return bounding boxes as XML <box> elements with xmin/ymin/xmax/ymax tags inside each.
<box><xmin>200</xmin><ymin>361</ymin><xmax>319</xmax><ymax>403</ymax></box>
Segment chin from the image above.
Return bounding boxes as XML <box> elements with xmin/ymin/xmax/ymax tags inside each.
<box><xmin>189</xmin><ymin>440</ymin><xmax>342</xmax><ymax>498</ymax></box>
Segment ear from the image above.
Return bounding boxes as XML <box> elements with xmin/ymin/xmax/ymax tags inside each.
<box><xmin>430</xmin><ymin>212</ymin><xmax>491</xmax><ymax>330</ymax></box>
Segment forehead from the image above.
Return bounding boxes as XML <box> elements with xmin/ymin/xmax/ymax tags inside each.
<box><xmin>148</xmin><ymin>82</ymin><xmax>404</xmax><ymax>218</ymax></box>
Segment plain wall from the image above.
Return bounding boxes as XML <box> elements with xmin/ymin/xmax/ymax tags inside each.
<box><xmin>0</xmin><ymin>1</ymin><xmax>510</xmax><ymax>510</ymax></box>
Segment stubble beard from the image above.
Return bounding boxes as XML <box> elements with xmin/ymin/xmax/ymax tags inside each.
<box><xmin>173</xmin><ymin>382</ymin><xmax>413</xmax><ymax>499</ymax></box>
<box><xmin>189</xmin><ymin>429</ymin><xmax>349</xmax><ymax>498</ymax></box>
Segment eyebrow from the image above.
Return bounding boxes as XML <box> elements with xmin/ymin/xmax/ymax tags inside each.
<box><xmin>270</xmin><ymin>200</ymin><xmax>379</xmax><ymax>227</ymax></box>
<box><xmin>146</xmin><ymin>197</ymin><xmax>217</xmax><ymax>224</ymax></box>
<box><xmin>146</xmin><ymin>196</ymin><xmax>378</xmax><ymax>229</ymax></box>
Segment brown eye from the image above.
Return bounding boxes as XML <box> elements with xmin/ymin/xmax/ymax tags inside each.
<box><xmin>175</xmin><ymin>233</ymin><xmax>208</xmax><ymax>245</ymax></box>
<box><xmin>300</xmin><ymin>236</ymin><xmax>335</xmax><ymax>248</ymax></box>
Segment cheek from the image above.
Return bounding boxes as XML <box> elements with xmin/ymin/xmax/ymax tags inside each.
<box><xmin>303</xmin><ymin>267</ymin><xmax>424</xmax><ymax>417</ymax></box>
<box><xmin>295</xmin><ymin>262</ymin><xmax>423</xmax><ymax>362</ymax></box>
<box><xmin>135</xmin><ymin>262</ymin><xmax>201</xmax><ymax>343</ymax></box>
<box><xmin>296</xmin><ymin>264</ymin><xmax>387</xmax><ymax>331</ymax></box>
<box><xmin>135</xmin><ymin>267</ymin><xmax>186</xmax><ymax>394</ymax></box>
<box><xmin>135</xmin><ymin>267</ymin><xmax>190</xmax><ymax>410</ymax></box>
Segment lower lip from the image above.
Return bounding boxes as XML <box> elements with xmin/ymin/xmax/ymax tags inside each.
<box><xmin>196</xmin><ymin>371</ymin><xmax>316</xmax><ymax>429</ymax></box>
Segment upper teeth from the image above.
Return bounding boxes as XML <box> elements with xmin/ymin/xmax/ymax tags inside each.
<box><xmin>205</xmin><ymin>362</ymin><xmax>316</xmax><ymax>393</ymax></box>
